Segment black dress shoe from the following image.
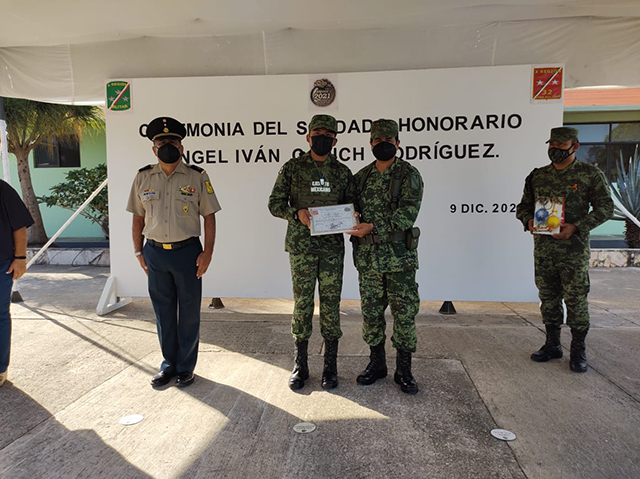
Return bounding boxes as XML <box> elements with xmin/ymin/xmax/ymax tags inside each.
<box><xmin>150</xmin><ymin>370</ymin><xmax>175</xmax><ymax>387</ymax></box>
<box><xmin>176</xmin><ymin>372</ymin><xmax>195</xmax><ymax>387</ymax></box>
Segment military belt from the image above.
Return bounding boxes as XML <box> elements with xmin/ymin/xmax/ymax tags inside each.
<box><xmin>147</xmin><ymin>237</ymin><xmax>199</xmax><ymax>250</ymax></box>
<box><xmin>357</xmin><ymin>231</ymin><xmax>406</xmax><ymax>245</ymax></box>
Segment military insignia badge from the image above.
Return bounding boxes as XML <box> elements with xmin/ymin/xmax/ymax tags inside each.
<box><xmin>410</xmin><ymin>174</ymin><xmax>421</xmax><ymax>190</ymax></box>
<box><xmin>183</xmin><ymin>205</ymin><xmax>189</xmax><ymax>214</ymax></box>
<box><xmin>106</xmin><ymin>81</ymin><xmax>131</xmax><ymax>111</ymax></box>
<box><xmin>205</xmin><ymin>180</ymin><xmax>214</xmax><ymax>194</ymax></box>
<box><xmin>180</xmin><ymin>185</ymin><xmax>196</xmax><ymax>196</ymax></box>
<box><xmin>531</xmin><ymin>66</ymin><xmax>563</xmax><ymax>102</ymax></box>
<box><xmin>310</xmin><ymin>78</ymin><xmax>336</xmax><ymax>107</ymax></box>
<box><xmin>278</xmin><ymin>166</ymin><xmax>284</xmax><ymax>175</ymax></box>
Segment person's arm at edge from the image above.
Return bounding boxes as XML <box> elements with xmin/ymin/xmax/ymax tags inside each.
<box><xmin>8</xmin><ymin>227</ymin><xmax>27</xmax><ymax>280</ymax></box>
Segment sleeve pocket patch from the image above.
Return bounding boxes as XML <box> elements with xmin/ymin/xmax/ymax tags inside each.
<box><xmin>410</xmin><ymin>174</ymin><xmax>421</xmax><ymax>191</ymax></box>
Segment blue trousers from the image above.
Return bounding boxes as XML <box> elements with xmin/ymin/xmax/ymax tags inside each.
<box><xmin>144</xmin><ymin>240</ymin><xmax>202</xmax><ymax>374</ymax></box>
<box><xmin>0</xmin><ymin>259</ymin><xmax>13</xmax><ymax>372</ymax></box>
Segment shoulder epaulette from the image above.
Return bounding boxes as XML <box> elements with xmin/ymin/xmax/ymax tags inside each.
<box><xmin>189</xmin><ymin>164</ymin><xmax>205</xmax><ymax>174</ymax></box>
<box><xmin>138</xmin><ymin>164</ymin><xmax>153</xmax><ymax>173</ymax></box>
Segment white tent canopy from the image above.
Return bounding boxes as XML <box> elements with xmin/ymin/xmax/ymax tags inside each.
<box><xmin>1</xmin><ymin>0</ymin><xmax>640</xmax><ymax>103</ymax></box>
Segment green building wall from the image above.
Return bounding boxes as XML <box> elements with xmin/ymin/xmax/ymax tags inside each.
<box><xmin>4</xmin><ymin>130</ymin><xmax>107</xmax><ymax>239</ymax></box>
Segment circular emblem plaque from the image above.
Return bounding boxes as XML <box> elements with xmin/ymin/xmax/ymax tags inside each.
<box><xmin>310</xmin><ymin>79</ymin><xmax>336</xmax><ymax>107</ymax></box>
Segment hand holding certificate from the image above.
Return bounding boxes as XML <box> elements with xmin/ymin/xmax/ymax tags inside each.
<box><xmin>309</xmin><ymin>204</ymin><xmax>358</xmax><ymax>236</ymax></box>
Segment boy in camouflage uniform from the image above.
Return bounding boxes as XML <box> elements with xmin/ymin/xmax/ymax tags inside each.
<box><xmin>516</xmin><ymin>127</ymin><xmax>613</xmax><ymax>373</ymax></box>
<box><xmin>348</xmin><ymin>119</ymin><xmax>424</xmax><ymax>394</ymax></box>
<box><xmin>268</xmin><ymin>115</ymin><xmax>355</xmax><ymax>390</ymax></box>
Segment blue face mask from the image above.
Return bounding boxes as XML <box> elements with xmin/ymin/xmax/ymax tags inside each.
<box><xmin>548</xmin><ymin>145</ymin><xmax>573</xmax><ymax>164</ymax></box>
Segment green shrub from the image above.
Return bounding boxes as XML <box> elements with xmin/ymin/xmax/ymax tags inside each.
<box><xmin>38</xmin><ymin>163</ymin><xmax>109</xmax><ymax>238</ymax></box>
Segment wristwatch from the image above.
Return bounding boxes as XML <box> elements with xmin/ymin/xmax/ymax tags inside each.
<box><xmin>134</xmin><ymin>251</ymin><xmax>143</xmax><ymax>257</ymax></box>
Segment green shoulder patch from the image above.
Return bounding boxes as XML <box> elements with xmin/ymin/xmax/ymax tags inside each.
<box><xmin>410</xmin><ymin>173</ymin><xmax>421</xmax><ymax>190</ymax></box>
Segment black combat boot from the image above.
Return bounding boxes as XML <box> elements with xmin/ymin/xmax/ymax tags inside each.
<box><xmin>394</xmin><ymin>350</ymin><xmax>419</xmax><ymax>395</ymax></box>
<box><xmin>531</xmin><ymin>324</ymin><xmax>563</xmax><ymax>362</ymax></box>
<box><xmin>570</xmin><ymin>329</ymin><xmax>588</xmax><ymax>373</ymax></box>
<box><xmin>321</xmin><ymin>339</ymin><xmax>339</xmax><ymax>389</ymax></box>
<box><xmin>288</xmin><ymin>339</ymin><xmax>309</xmax><ymax>390</ymax></box>
<box><xmin>357</xmin><ymin>343</ymin><xmax>388</xmax><ymax>385</ymax></box>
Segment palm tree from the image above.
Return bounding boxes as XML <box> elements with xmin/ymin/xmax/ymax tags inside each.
<box><xmin>3</xmin><ymin>98</ymin><xmax>104</xmax><ymax>244</ymax></box>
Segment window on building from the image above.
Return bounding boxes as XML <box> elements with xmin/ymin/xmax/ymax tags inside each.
<box><xmin>565</xmin><ymin>122</ymin><xmax>640</xmax><ymax>180</ymax></box>
<box><xmin>34</xmin><ymin>137</ymin><xmax>81</xmax><ymax>168</ymax></box>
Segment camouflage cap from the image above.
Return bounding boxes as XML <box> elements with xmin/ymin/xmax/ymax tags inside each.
<box><xmin>546</xmin><ymin>127</ymin><xmax>579</xmax><ymax>144</ymax></box>
<box><xmin>370</xmin><ymin>119</ymin><xmax>399</xmax><ymax>140</ymax></box>
<box><xmin>146</xmin><ymin>117</ymin><xmax>186</xmax><ymax>141</ymax></box>
<box><xmin>309</xmin><ymin>115</ymin><xmax>337</xmax><ymax>134</ymax></box>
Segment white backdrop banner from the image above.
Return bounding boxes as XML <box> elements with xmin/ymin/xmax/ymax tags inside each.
<box><xmin>106</xmin><ymin>65</ymin><xmax>563</xmax><ymax>302</ymax></box>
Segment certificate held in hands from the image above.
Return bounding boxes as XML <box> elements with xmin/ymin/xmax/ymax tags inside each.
<box><xmin>309</xmin><ymin>204</ymin><xmax>358</xmax><ymax>236</ymax></box>
<box><xmin>533</xmin><ymin>196</ymin><xmax>564</xmax><ymax>235</ymax></box>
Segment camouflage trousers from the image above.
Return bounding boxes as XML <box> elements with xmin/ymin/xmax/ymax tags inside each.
<box><xmin>534</xmin><ymin>249</ymin><xmax>590</xmax><ymax>333</ymax></box>
<box><xmin>359</xmin><ymin>269</ymin><xmax>419</xmax><ymax>353</ymax></box>
<box><xmin>289</xmin><ymin>252</ymin><xmax>344</xmax><ymax>341</ymax></box>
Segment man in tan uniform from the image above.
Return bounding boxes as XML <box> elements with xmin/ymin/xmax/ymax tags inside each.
<box><xmin>127</xmin><ymin>116</ymin><xmax>221</xmax><ymax>388</ymax></box>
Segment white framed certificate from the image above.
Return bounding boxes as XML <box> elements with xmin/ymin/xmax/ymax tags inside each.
<box><xmin>309</xmin><ymin>204</ymin><xmax>357</xmax><ymax>236</ymax></box>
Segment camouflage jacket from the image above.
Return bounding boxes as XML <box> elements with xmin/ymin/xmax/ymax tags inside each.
<box><xmin>353</xmin><ymin>158</ymin><xmax>424</xmax><ymax>272</ymax></box>
<box><xmin>268</xmin><ymin>152</ymin><xmax>356</xmax><ymax>254</ymax></box>
<box><xmin>516</xmin><ymin>159</ymin><xmax>613</xmax><ymax>253</ymax></box>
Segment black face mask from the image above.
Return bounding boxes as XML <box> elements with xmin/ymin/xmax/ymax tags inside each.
<box><xmin>548</xmin><ymin>146</ymin><xmax>573</xmax><ymax>164</ymax></box>
<box><xmin>157</xmin><ymin>143</ymin><xmax>181</xmax><ymax>164</ymax></box>
<box><xmin>311</xmin><ymin>135</ymin><xmax>334</xmax><ymax>156</ymax></box>
<box><xmin>372</xmin><ymin>142</ymin><xmax>397</xmax><ymax>162</ymax></box>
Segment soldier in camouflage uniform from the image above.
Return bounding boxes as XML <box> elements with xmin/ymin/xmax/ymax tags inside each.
<box><xmin>516</xmin><ymin>127</ymin><xmax>613</xmax><ymax>373</ymax></box>
<box><xmin>268</xmin><ymin>115</ymin><xmax>355</xmax><ymax>390</ymax></box>
<box><xmin>347</xmin><ymin>119</ymin><xmax>424</xmax><ymax>394</ymax></box>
